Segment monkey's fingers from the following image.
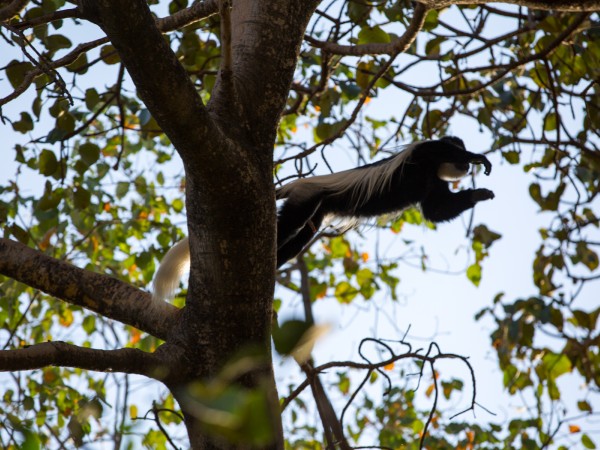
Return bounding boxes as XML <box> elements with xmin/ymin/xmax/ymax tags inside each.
<box><xmin>471</xmin><ymin>156</ymin><xmax>492</xmax><ymax>175</ymax></box>
<box><xmin>471</xmin><ymin>188</ymin><xmax>495</xmax><ymax>203</ymax></box>
<box><xmin>482</xmin><ymin>157</ymin><xmax>492</xmax><ymax>176</ymax></box>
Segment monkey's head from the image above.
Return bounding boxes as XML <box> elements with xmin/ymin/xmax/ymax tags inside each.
<box><xmin>437</xmin><ymin>136</ymin><xmax>492</xmax><ymax>182</ymax></box>
<box><xmin>436</xmin><ymin>136</ymin><xmax>471</xmax><ymax>181</ymax></box>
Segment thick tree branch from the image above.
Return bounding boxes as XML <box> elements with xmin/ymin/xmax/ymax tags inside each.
<box><xmin>12</xmin><ymin>7</ymin><xmax>79</xmax><ymax>29</ymax></box>
<box><xmin>0</xmin><ymin>0</ymin><xmax>28</xmax><ymax>21</ymax></box>
<box><xmin>218</xmin><ymin>0</ymin><xmax>232</xmax><ymax>73</ymax></box>
<box><xmin>14</xmin><ymin>1</ymin><xmax>217</xmax><ymax>31</ymax></box>
<box><xmin>296</xmin><ymin>258</ymin><xmax>351</xmax><ymax>450</ymax></box>
<box><xmin>217</xmin><ymin>0</ymin><xmax>321</xmax><ymax>145</ymax></box>
<box><xmin>304</xmin><ymin>3</ymin><xmax>428</xmax><ymax>56</ymax></box>
<box><xmin>0</xmin><ymin>341</ymin><xmax>165</xmax><ymax>378</ymax></box>
<box><xmin>415</xmin><ymin>0</ymin><xmax>600</xmax><ymax>11</ymax></box>
<box><xmin>0</xmin><ymin>238</ymin><xmax>180</xmax><ymax>341</ymax></box>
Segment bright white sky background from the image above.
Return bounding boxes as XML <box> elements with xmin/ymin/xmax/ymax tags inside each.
<box><xmin>1</xmin><ymin>3</ymin><xmax>598</xmax><ymax>447</ymax></box>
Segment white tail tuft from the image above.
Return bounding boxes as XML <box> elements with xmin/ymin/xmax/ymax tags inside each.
<box><xmin>152</xmin><ymin>237</ymin><xmax>190</xmax><ymax>301</ymax></box>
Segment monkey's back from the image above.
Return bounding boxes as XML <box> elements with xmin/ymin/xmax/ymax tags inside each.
<box><xmin>321</xmin><ymin>161</ymin><xmax>435</xmax><ymax>218</ymax></box>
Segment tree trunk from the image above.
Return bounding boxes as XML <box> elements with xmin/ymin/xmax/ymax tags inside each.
<box><xmin>79</xmin><ymin>0</ymin><xmax>319</xmax><ymax>447</ymax></box>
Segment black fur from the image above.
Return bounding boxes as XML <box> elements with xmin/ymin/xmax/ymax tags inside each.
<box><xmin>276</xmin><ymin>137</ymin><xmax>494</xmax><ymax>267</ymax></box>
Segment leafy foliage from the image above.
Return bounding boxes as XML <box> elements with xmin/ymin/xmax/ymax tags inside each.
<box><xmin>1</xmin><ymin>0</ymin><xmax>599</xmax><ymax>448</ymax></box>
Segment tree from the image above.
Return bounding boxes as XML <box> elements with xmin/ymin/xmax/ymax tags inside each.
<box><xmin>0</xmin><ymin>0</ymin><xmax>599</xmax><ymax>448</ymax></box>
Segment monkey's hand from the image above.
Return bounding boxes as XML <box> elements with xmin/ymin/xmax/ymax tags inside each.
<box><xmin>470</xmin><ymin>155</ymin><xmax>492</xmax><ymax>176</ymax></box>
<box><xmin>471</xmin><ymin>188</ymin><xmax>495</xmax><ymax>203</ymax></box>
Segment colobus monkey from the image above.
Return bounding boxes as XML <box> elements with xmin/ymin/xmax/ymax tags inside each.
<box><xmin>275</xmin><ymin>136</ymin><xmax>493</xmax><ymax>268</ymax></box>
<box><xmin>152</xmin><ymin>136</ymin><xmax>493</xmax><ymax>300</ymax></box>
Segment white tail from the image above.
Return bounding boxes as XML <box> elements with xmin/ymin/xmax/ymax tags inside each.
<box><xmin>152</xmin><ymin>237</ymin><xmax>190</xmax><ymax>301</ymax></box>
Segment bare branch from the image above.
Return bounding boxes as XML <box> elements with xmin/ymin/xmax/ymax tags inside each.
<box><xmin>0</xmin><ymin>238</ymin><xmax>180</xmax><ymax>341</ymax></box>
<box><xmin>304</xmin><ymin>3</ymin><xmax>428</xmax><ymax>56</ymax></box>
<box><xmin>12</xmin><ymin>7</ymin><xmax>80</xmax><ymax>30</ymax></box>
<box><xmin>218</xmin><ymin>0</ymin><xmax>232</xmax><ymax>73</ymax></box>
<box><xmin>14</xmin><ymin>1</ymin><xmax>218</xmax><ymax>31</ymax></box>
<box><xmin>0</xmin><ymin>341</ymin><xmax>165</xmax><ymax>378</ymax></box>
<box><xmin>295</xmin><ymin>258</ymin><xmax>351</xmax><ymax>449</ymax></box>
<box><xmin>416</xmin><ymin>0</ymin><xmax>600</xmax><ymax>12</ymax></box>
<box><xmin>156</xmin><ymin>0</ymin><xmax>219</xmax><ymax>32</ymax></box>
<box><xmin>391</xmin><ymin>13</ymin><xmax>589</xmax><ymax>98</ymax></box>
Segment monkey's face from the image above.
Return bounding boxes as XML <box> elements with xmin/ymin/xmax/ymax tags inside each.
<box><xmin>437</xmin><ymin>162</ymin><xmax>470</xmax><ymax>181</ymax></box>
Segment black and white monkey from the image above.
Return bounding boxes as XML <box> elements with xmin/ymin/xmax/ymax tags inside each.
<box><xmin>152</xmin><ymin>136</ymin><xmax>494</xmax><ymax>300</ymax></box>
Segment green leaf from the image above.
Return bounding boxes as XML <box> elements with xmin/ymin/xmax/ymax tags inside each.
<box><xmin>356</xmin><ymin>268</ymin><xmax>374</xmax><ymax>288</ymax></box>
<box><xmin>45</xmin><ymin>34</ymin><xmax>71</xmax><ymax>51</ymax></box>
<box><xmin>21</xmin><ymin>429</ymin><xmax>41</xmax><ymax>450</ymax></box>
<box><xmin>73</xmin><ymin>186</ymin><xmax>91</xmax><ymax>209</ymax></box>
<box><xmin>421</xmin><ymin>109</ymin><xmax>443</xmax><ymax>134</ymax></box>
<box><xmin>575</xmin><ymin>242</ymin><xmax>599</xmax><ymax>271</ymax></box>
<box><xmin>340</xmin><ymin>81</ymin><xmax>362</xmax><ymax>100</ymax></box>
<box><xmin>422</xmin><ymin>9</ymin><xmax>439</xmax><ymax>31</ymax></box>
<box><xmin>38</xmin><ymin>184</ymin><xmax>61</xmax><ymax>211</ymax></box>
<box><xmin>582</xmin><ymin>434</ymin><xmax>597</xmax><ymax>449</ymax></box>
<box><xmin>12</xmin><ymin>112</ymin><xmax>34</xmax><ymax>134</ymax></box>
<box><xmin>66</xmin><ymin>52</ymin><xmax>88</xmax><ymax>73</ymax></box>
<box><xmin>172</xmin><ymin>198</ymin><xmax>184</xmax><ymax>212</ymax></box>
<box><xmin>356</xmin><ymin>61</ymin><xmax>373</xmax><ymax>89</ymax></box>
<box><xmin>116</xmin><ymin>182</ymin><xmax>129</xmax><ymax>199</ymax></box>
<box><xmin>337</xmin><ymin>373</ymin><xmax>350</xmax><ymax>395</ymax></box>
<box><xmin>82</xmin><ymin>316</ymin><xmax>96</xmax><ymax>335</ymax></box>
<box><xmin>100</xmin><ymin>45</ymin><xmax>120</xmax><ymax>64</ymax></box>
<box><xmin>272</xmin><ymin>319</ymin><xmax>311</xmax><ymax>356</ymax></box>
<box><xmin>39</xmin><ymin>149</ymin><xmax>58</xmax><ymax>176</ymax></box>
<box><xmin>56</xmin><ymin>111</ymin><xmax>75</xmax><ymax>132</ymax></box>
<box><xmin>425</xmin><ymin>36</ymin><xmax>445</xmax><ymax>56</ymax></box>
<box><xmin>85</xmin><ymin>88</ymin><xmax>101</xmax><ymax>110</ymax></box>
<box><xmin>358</xmin><ymin>26</ymin><xmax>390</xmax><ymax>44</ymax></box>
<box><xmin>334</xmin><ymin>281</ymin><xmax>358</xmax><ymax>304</ymax></box>
<box><xmin>578</xmin><ymin>400</ymin><xmax>592</xmax><ymax>412</ymax></box>
<box><xmin>502</xmin><ymin>150</ymin><xmax>520</xmax><ymax>164</ymax></box>
<box><xmin>6</xmin><ymin>60</ymin><xmax>34</xmax><ymax>88</ymax></box>
<box><xmin>329</xmin><ymin>237</ymin><xmax>349</xmax><ymax>258</ymax></box>
<box><xmin>473</xmin><ymin>224</ymin><xmax>502</xmax><ymax>247</ymax></box>
<box><xmin>541</xmin><ymin>352</ymin><xmax>572</xmax><ymax>380</ymax></box>
<box><xmin>79</xmin><ymin>143</ymin><xmax>100</xmax><ymax>167</ymax></box>
<box><xmin>466</xmin><ymin>263</ymin><xmax>482</xmax><ymax>286</ymax></box>
<box><xmin>544</xmin><ymin>112</ymin><xmax>557</xmax><ymax>131</ymax></box>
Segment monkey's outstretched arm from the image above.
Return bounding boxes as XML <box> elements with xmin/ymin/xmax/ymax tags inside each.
<box><xmin>467</xmin><ymin>153</ymin><xmax>492</xmax><ymax>176</ymax></box>
<box><xmin>421</xmin><ymin>187</ymin><xmax>494</xmax><ymax>223</ymax></box>
<box><xmin>417</xmin><ymin>145</ymin><xmax>493</xmax><ymax>175</ymax></box>
<box><xmin>440</xmin><ymin>149</ymin><xmax>492</xmax><ymax>175</ymax></box>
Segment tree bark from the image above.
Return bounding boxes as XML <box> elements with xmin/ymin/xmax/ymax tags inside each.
<box><xmin>78</xmin><ymin>1</ymin><xmax>320</xmax><ymax>448</ymax></box>
<box><xmin>0</xmin><ymin>238</ymin><xmax>179</xmax><ymax>341</ymax></box>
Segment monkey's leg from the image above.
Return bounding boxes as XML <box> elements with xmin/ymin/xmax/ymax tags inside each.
<box><xmin>277</xmin><ymin>214</ymin><xmax>324</xmax><ymax>268</ymax></box>
<box><xmin>421</xmin><ymin>188</ymin><xmax>494</xmax><ymax>223</ymax></box>
<box><xmin>277</xmin><ymin>197</ymin><xmax>322</xmax><ymax>249</ymax></box>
